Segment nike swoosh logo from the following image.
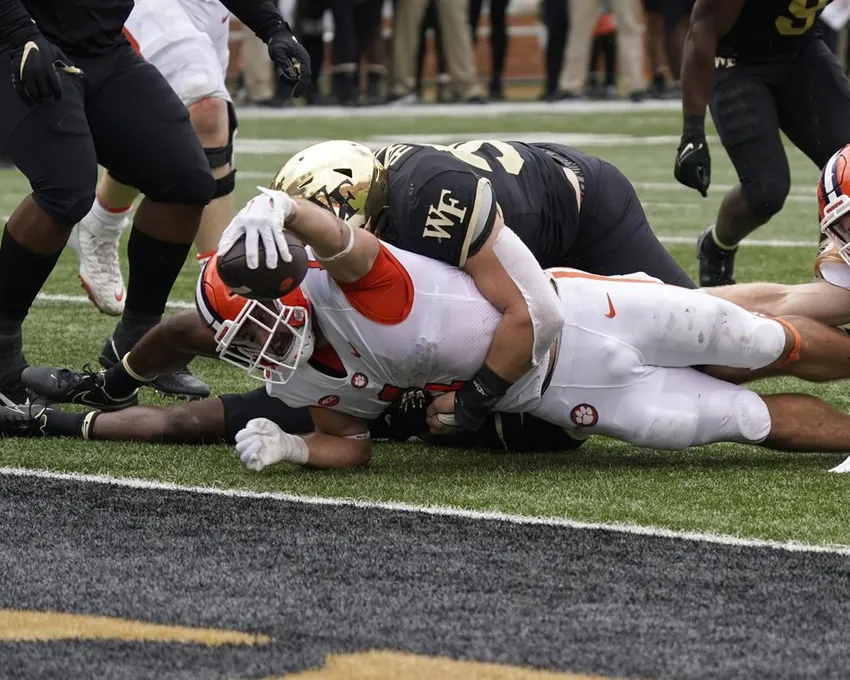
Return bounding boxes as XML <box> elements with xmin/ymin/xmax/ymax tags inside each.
<box><xmin>20</xmin><ymin>41</ymin><xmax>38</xmax><ymax>78</ymax></box>
<box><xmin>678</xmin><ymin>142</ymin><xmax>703</xmax><ymax>163</ymax></box>
<box><xmin>605</xmin><ymin>293</ymin><xmax>616</xmax><ymax>318</ymax></box>
<box><xmin>114</xmin><ymin>289</ymin><xmax>125</xmax><ymax>303</ymax></box>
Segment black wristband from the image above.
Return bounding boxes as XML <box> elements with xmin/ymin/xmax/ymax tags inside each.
<box><xmin>454</xmin><ymin>365</ymin><xmax>514</xmax><ymax>432</ymax></box>
<box><xmin>683</xmin><ymin>116</ymin><xmax>705</xmax><ymax>138</ymax></box>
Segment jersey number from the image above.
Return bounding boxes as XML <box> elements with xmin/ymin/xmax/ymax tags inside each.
<box><xmin>426</xmin><ymin>140</ymin><xmax>526</xmax><ymax>176</ymax></box>
<box><xmin>776</xmin><ymin>0</ymin><xmax>828</xmax><ymax>36</ymax></box>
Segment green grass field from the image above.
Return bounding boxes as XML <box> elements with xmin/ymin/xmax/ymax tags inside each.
<box><xmin>3</xmin><ymin>106</ymin><xmax>848</xmax><ymax>547</ymax></box>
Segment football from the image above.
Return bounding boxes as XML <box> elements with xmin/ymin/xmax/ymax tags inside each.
<box><xmin>216</xmin><ymin>232</ymin><xmax>308</xmax><ymax>300</ymax></box>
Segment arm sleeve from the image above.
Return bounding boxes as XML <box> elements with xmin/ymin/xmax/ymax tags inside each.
<box><xmin>218</xmin><ymin>0</ymin><xmax>288</xmax><ymax>42</ymax></box>
<box><xmin>0</xmin><ymin>0</ymin><xmax>34</xmax><ymax>42</ymax></box>
<box><xmin>389</xmin><ymin>154</ymin><xmax>498</xmax><ymax>268</ymax></box>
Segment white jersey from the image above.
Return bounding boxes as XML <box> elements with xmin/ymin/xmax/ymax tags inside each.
<box><xmin>124</xmin><ymin>0</ymin><xmax>231</xmax><ymax>106</ymax></box>
<box><xmin>267</xmin><ymin>244</ymin><xmax>549</xmax><ymax>419</ymax></box>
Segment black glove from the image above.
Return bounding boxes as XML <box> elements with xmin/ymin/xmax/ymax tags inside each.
<box><xmin>9</xmin><ymin>25</ymin><xmax>81</xmax><ymax>106</ymax></box>
<box><xmin>674</xmin><ymin>116</ymin><xmax>711</xmax><ymax>197</ymax></box>
<box><xmin>454</xmin><ymin>365</ymin><xmax>513</xmax><ymax>432</ymax></box>
<box><xmin>267</xmin><ymin>28</ymin><xmax>312</xmax><ymax>98</ymax></box>
<box><xmin>375</xmin><ymin>388</ymin><xmax>433</xmax><ymax>441</ymax></box>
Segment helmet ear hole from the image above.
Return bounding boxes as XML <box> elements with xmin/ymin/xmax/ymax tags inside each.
<box><xmin>271</xmin><ymin>140</ymin><xmax>381</xmax><ymax>230</ymax></box>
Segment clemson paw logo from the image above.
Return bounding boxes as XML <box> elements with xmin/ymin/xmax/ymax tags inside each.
<box><xmin>351</xmin><ymin>373</ymin><xmax>368</xmax><ymax>389</ymax></box>
<box><xmin>570</xmin><ymin>403</ymin><xmax>598</xmax><ymax>427</ymax></box>
<box><xmin>318</xmin><ymin>395</ymin><xmax>340</xmax><ymax>407</ymax></box>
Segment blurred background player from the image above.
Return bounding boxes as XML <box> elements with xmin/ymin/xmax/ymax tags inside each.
<box><xmin>675</xmin><ymin>0</ymin><xmax>850</xmax><ymax>287</ymax></box>
<box><xmin>64</xmin><ymin>0</ymin><xmax>311</xmax><ymax>398</ymax></box>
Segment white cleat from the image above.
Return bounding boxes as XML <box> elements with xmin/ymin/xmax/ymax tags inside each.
<box><xmin>67</xmin><ymin>213</ymin><xmax>128</xmax><ymax>317</ymax></box>
<box><xmin>829</xmin><ymin>454</ymin><xmax>850</xmax><ymax>473</ymax></box>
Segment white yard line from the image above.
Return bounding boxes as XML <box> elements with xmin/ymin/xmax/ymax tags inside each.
<box><xmin>1</xmin><ymin>466</ymin><xmax>847</xmax><ymax>555</ymax></box>
<box><xmin>235</xmin><ymin>99</ymin><xmax>682</xmax><ymax>120</ymax></box>
<box><xmin>235</xmin><ymin>133</ymin><xmax>713</xmax><ymax>155</ymax></box>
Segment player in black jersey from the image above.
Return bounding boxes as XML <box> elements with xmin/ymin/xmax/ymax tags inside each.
<box><xmin>369</xmin><ymin>140</ymin><xmax>694</xmax><ymax>286</ymax></box>
<box><xmin>0</xmin><ymin>0</ymin><xmax>310</xmax><ymax>403</ymax></box>
<box><xmin>675</xmin><ymin>0</ymin><xmax>850</xmax><ymax>286</ymax></box>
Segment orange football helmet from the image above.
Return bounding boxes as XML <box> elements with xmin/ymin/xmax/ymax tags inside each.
<box><xmin>195</xmin><ymin>256</ymin><xmax>314</xmax><ymax>384</ymax></box>
<box><xmin>818</xmin><ymin>144</ymin><xmax>850</xmax><ymax>265</ymax></box>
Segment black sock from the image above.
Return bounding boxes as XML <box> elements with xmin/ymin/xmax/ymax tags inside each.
<box><xmin>124</xmin><ymin>228</ymin><xmax>191</xmax><ymax>319</ymax></box>
<box><xmin>43</xmin><ymin>409</ymin><xmax>88</xmax><ymax>437</ymax></box>
<box><xmin>104</xmin><ymin>361</ymin><xmax>147</xmax><ymax>398</ymax></box>
<box><xmin>0</xmin><ymin>228</ymin><xmax>61</xmax><ymax>323</ymax></box>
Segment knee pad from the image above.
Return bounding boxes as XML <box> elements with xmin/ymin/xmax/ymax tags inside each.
<box><xmin>212</xmin><ymin>169</ymin><xmax>236</xmax><ymax>198</ymax></box>
<box><xmin>712</xmin><ymin>307</ymin><xmax>787</xmax><ymax>370</ymax></box>
<box><xmin>630</xmin><ymin>395</ymin><xmax>700</xmax><ymax>450</ymax></box>
<box><xmin>198</xmin><ymin>98</ymin><xmax>236</xmax><ymax>166</ymax></box>
<box><xmin>742</xmin><ymin>175</ymin><xmax>790</xmax><ymax>219</ymax></box>
<box><xmin>35</xmin><ymin>187</ymin><xmax>96</xmax><ymax>227</ymax></box>
<box><xmin>693</xmin><ymin>389</ymin><xmax>771</xmax><ymax>446</ymax></box>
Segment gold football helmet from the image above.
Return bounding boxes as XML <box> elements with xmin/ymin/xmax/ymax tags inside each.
<box><xmin>271</xmin><ymin>140</ymin><xmax>388</xmax><ymax>232</ymax></box>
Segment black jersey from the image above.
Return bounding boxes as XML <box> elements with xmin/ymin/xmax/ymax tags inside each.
<box><xmin>0</xmin><ymin>0</ymin><xmax>133</xmax><ymax>52</ymax></box>
<box><xmin>0</xmin><ymin>0</ymin><xmax>285</xmax><ymax>53</ymax></box>
<box><xmin>374</xmin><ymin>141</ymin><xmax>580</xmax><ymax>269</ymax></box>
<box><xmin>717</xmin><ymin>0</ymin><xmax>830</xmax><ymax>62</ymax></box>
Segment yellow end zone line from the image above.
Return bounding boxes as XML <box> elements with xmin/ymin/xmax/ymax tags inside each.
<box><xmin>1</xmin><ymin>466</ymin><xmax>848</xmax><ymax>556</ymax></box>
<box><xmin>0</xmin><ymin>609</ymin><xmax>269</xmax><ymax>646</ymax></box>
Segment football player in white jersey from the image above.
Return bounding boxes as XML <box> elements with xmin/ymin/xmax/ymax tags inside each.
<box><xmin>23</xmin><ymin>186</ymin><xmax>850</xmax><ymax>471</ymax></box>
<box><xmin>63</xmin><ymin>0</ymin><xmax>309</xmax><ymax>399</ymax></box>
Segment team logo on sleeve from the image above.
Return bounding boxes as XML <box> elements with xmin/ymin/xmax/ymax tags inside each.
<box><xmin>570</xmin><ymin>403</ymin><xmax>598</xmax><ymax>427</ymax></box>
<box><xmin>423</xmin><ymin>189</ymin><xmax>468</xmax><ymax>241</ymax></box>
<box><xmin>318</xmin><ymin>395</ymin><xmax>340</xmax><ymax>407</ymax></box>
<box><xmin>351</xmin><ymin>373</ymin><xmax>369</xmax><ymax>389</ymax></box>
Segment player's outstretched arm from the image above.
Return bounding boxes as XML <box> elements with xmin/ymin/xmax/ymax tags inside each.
<box><xmin>284</xmin><ymin>196</ymin><xmax>381</xmax><ymax>282</ymax></box>
<box><xmin>235</xmin><ymin>406</ymin><xmax>371</xmax><ymax>471</ymax></box>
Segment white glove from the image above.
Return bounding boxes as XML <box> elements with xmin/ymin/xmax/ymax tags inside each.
<box><xmin>235</xmin><ymin>417</ymin><xmax>309</xmax><ymax>471</ymax></box>
<box><xmin>217</xmin><ymin>187</ymin><xmax>296</xmax><ymax>270</ymax></box>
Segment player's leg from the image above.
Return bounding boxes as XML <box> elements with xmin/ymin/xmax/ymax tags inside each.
<box><xmin>776</xmin><ymin>40</ymin><xmax>850</xmax><ymax>174</ymax></box>
<box><xmin>552</xmin><ymin>270</ymin><xmax>787</xmax><ymax>369</ymax></box>
<box><xmin>0</xmin><ymin>57</ymin><xmax>97</xmax><ymax>400</ymax></box>
<box><xmin>123</xmin><ymin>2</ymin><xmax>237</xmax><ymax>263</ymax></box>
<box><xmin>86</xmin><ymin>44</ymin><xmax>215</xmax><ymax>398</ymax></box>
<box><xmin>571</xmin><ymin>158</ymin><xmax>696</xmax><ymax>288</ymax></box>
<box><xmin>532</xmin><ymin>360</ymin><xmax>773</xmax><ymax>450</ymax></box>
<box><xmin>22</xmin><ymin>309</ymin><xmax>214</xmax><ymax>409</ymax></box>
<box><xmin>0</xmin><ymin>396</ymin><xmax>227</xmax><ymax>443</ymax></box>
<box><xmin>701</xmin><ymin>65</ymin><xmax>789</xmax><ymax>286</ymax></box>
<box><xmin>759</xmin><ymin>393</ymin><xmax>850</xmax><ymax>454</ymax></box>
<box><xmin>66</xmin><ymin>173</ymin><xmax>138</xmax><ymax>316</ymax></box>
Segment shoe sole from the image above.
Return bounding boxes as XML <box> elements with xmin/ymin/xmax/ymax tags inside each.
<box><xmin>79</xmin><ymin>276</ymin><xmax>124</xmax><ymax>317</ymax></box>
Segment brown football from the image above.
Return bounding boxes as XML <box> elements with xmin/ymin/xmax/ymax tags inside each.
<box><xmin>216</xmin><ymin>232</ymin><xmax>308</xmax><ymax>300</ymax></box>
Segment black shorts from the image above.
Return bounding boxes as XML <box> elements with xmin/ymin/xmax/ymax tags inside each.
<box><xmin>643</xmin><ymin>0</ymin><xmax>693</xmax><ymax>20</ymax></box>
<box><xmin>0</xmin><ymin>40</ymin><xmax>213</xmax><ymax>224</ymax></box>
<box><xmin>539</xmin><ymin>144</ymin><xmax>695</xmax><ymax>289</ymax></box>
<box><xmin>220</xmin><ymin>388</ymin><xmax>315</xmax><ymax>444</ymax></box>
<box><xmin>710</xmin><ymin>39</ymin><xmax>850</xmax><ymax>209</ymax></box>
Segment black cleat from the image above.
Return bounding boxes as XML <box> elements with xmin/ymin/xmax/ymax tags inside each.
<box><xmin>22</xmin><ymin>365</ymin><xmax>138</xmax><ymax>411</ymax></box>
<box><xmin>99</xmin><ymin>335</ymin><xmax>210</xmax><ymax>400</ymax></box>
<box><xmin>697</xmin><ymin>226</ymin><xmax>738</xmax><ymax>287</ymax></box>
<box><xmin>0</xmin><ymin>403</ymin><xmax>51</xmax><ymax>437</ymax></box>
<box><xmin>151</xmin><ymin>368</ymin><xmax>210</xmax><ymax>400</ymax></box>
